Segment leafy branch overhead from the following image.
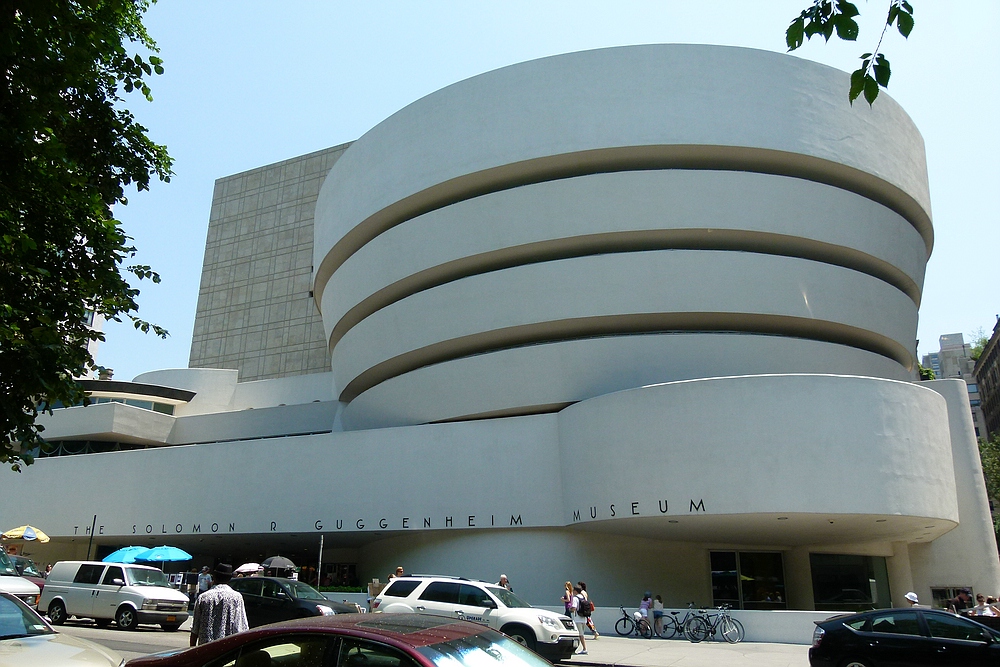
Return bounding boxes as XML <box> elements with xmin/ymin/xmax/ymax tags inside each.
<box><xmin>0</xmin><ymin>0</ymin><xmax>172</xmax><ymax>471</ymax></box>
<box><xmin>786</xmin><ymin>0</ymin><xmax>914</xmax><ymax>105</ymax></box>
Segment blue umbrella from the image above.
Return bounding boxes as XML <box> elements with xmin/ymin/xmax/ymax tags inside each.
<box><xmin>132</xmin><ymin>545</ymin><xmax>193</xmax><ymax>563</ymax></box>
<box><xmin>103</xmin><ymin>546</ymin><xmax>148</xmax><ymax>564</ymax></box>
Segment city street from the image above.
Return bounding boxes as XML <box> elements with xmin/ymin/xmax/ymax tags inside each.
<box><xmin>58</xmin><ymin>618</ymin><xmax>810</xmax><ymax>666</ymax></box>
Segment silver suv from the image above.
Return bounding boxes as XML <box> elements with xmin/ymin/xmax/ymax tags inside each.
<box><xmin>372</xmin><ymin>576</ymin><xmax>579</xmax><ymax>661</ymax></box>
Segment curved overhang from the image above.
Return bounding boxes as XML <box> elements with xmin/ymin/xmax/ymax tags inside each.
<box><xmin>78</xmin><ymin>379</ymin><xmax>196</xmax><ymax>405</ymax></box>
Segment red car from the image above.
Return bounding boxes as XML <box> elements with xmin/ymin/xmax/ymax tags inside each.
<box><xmin>126</xmin><ymin>613</ymin><xmax>558</xmax><ymax>667</ymax></box>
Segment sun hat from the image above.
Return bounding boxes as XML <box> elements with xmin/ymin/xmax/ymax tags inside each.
<box><xmin>904</xmin><ymin>592</ymin><xmax>918</xmax><ymax>603</ymax></box>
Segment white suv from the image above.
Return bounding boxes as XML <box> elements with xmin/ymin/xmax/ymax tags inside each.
<box><xmin>372</xmin><ymin>576</ymin><xmax>579</xmax><ymax>661</ymax></box>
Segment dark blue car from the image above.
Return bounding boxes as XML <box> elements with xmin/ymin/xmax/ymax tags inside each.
<box><xmin>809</xmin><ymin>607</ymin><xmax>1000</xmax><ymax>666</ymax></box>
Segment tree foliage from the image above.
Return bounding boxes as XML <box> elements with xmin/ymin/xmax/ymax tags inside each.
<box><xmin>0</xmin><ymin>0</ymin><xmax>171</xmax><ymax>471</ymax></box>
<box><xmin>979</xmin><ymin>433</ymin><xmax>1000</xmax><ymax>541</ymax></box>
<box><xmin>786</xmin><ymin>0</ymin><xmax>914</xmax><ymax>105</ymax></box>
<box><xmin>970</xmin><ymin>326</ymin><xmax>989</xmax><ymax>362</ymax></box>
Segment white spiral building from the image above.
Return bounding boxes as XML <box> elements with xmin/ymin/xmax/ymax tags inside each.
<box><xmin>5</xmin><ymin>45</ymin><xmax>998</xmax><ymax>632</ymax></box>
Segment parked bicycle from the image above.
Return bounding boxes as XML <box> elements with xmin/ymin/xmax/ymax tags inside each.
<box><xmin>654</xmin><ymin>602</ymin><xmax>698</xmax><ymax>639</ymax></box>
<box><xmin>614</xmin><ymin>605</ymin><xmax>653</xmax><ymax>638</ymax></box>
<box><xmin>683</xmin><ymin>604</ymin><xmax>745</xmax><ymax>644</ymax></box>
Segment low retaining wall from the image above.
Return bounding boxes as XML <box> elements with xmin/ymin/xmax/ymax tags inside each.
<box><xmin>539</xmin><ymin>606</ymin><xmax>834</xmax><ymax>645</ymax></box>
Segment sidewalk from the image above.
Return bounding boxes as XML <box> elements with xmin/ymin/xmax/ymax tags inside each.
<box><xmin>566</xmin><ymin>635</ymin><xmax>809</xmax><ymax>667</ymax></box>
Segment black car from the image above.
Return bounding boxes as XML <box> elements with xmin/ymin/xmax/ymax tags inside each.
<box><xmin>227</xmin><ymin>576</ymin><xmax>360</xmax><ymax>627</ymax></box>
<box><xmin>809</xmin><ymin>606</ymin><xmax>1000</xmax><ymax>666</ymax></box>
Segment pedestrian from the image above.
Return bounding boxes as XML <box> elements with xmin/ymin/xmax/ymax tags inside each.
<box><xmin>904</xmin><ymin>591</ymin><xmax>921</xmax><ymax>607</ymax></box>
<box><xmin>395</xmin><ymin>566</ymin><xmax>405</xmax><ymax>578</ymax></box>
<box><xmin>496</xmin><ymin>574</ymin><xmax>512</xmax><ymax>591</ymax></box>
<box><xmin>577</xmin><ymin>581</ymin><xmax>599</xmax><ymax>639</ymax></box>
<box><xmin>971</xmin><ymin>594</ymin><xmax>998</xmax><ymax>617</ymax></box>
<box><xmin>652</xmin><ymin>594</ymin><xmax>664</xmax><ymax>635</ymax></box>
<box><xmin>197</xmin><ymin>565</ymin><xmax>213</xmax><ymax>597</ymax></box>
<box><xmin>638</xmin><ymin>591</ymin><xmax>652</xmax><ymax>622</ymax></box>
<box><xmin>948</xmin><ymin>589</ymin><xmax>973</xmax><ymax>615</ymax></box>
<box><xmin>572</xmin><ymin>586</ymin><xmax>588</xmax><ymax>655</ymax></box>
<box><xmin>43</xmin><ymin>564</ymin><xmax>52</xmax><ymax>579</ymax></box>
<box><xmin>190</xmin><ymin>564</ymin><xmax>248</xmax><ymax>646</ymax></box>
<box><xmin>561</xmin><ymin>581</ymin><xmax>574</xmax><ymax>616</ymax></box>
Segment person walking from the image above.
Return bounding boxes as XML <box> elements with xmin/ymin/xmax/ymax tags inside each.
<box><xmin>577</xmin><ymin>581</ymin><xmax>599</xmax><ymax>639</ymax></box>
<box><xmin>197</xmin><ymin>566</ymin><xmax>213</xmax><ymax>597</ymax></box>
<box><xmin>561</xmin><ymin>581</ymin><xmax>574</xmax><ymax>616</ymax></box>
<box><xmin>572</xmin><ymin>586</ymin><xmax>588</xmax><ymax>655</ymax></box>
<box><xmin>190</xmin><ymin>564</ymin><xmax>248</xmax><ymax>646</ymax></box>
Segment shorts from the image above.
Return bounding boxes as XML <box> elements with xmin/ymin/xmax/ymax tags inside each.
<box><xmin>653</xmin><ymin>610</ymin><xmax>664</xmax><ymax>619</ymax></box>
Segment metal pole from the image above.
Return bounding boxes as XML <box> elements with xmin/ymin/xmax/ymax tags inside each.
<box><xmin>317</xmin><ymin>535</ymin><xmax>324</xmax><ymax>589</ymax></box>
<box><xmin>86</xmin><ymin>515</ymin><xmax>97</xmax><ymax>560</ymax></box>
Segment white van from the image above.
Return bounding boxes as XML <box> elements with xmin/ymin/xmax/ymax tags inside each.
<box><xmin>38</xmin><ymin>560</ymin><xmax>189</xmax><ymax>631</ymax></box>
<box><xmin>0</xmin><ymin>551</ymin><xmax>41</xmax><ymax>606</ymax></box>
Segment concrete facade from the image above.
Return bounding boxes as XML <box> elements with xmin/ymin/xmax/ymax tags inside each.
<box><xmin>923</xmin><ymin>333</ymin><xmax>988</xmax><ymax>439</ymax></box>
<box><xmin>4</xmin><ymin>45</ymin><xmax>999</xmax><ymax>628</ymax></box>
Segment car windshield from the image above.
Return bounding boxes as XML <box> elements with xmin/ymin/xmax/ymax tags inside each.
<box><xmin>419</xmin><ymin>630</ymin><xmax>551</xmax><ymax>667</ymax></box>
<box><xmin>127</xmin><ymin>568</ymin><xmax>172</xmax><ymax>587</ymax></box>
<box><xmin>0</xmin><ymin>595</ymin><xmax>53</xmax><ymax>640</ymax></box>
<box><xmin>0</xmin><ymin>553</ymin><xmax>17</xmax><ymax>577</ymax></box>
<box><xmin>286</xmin><ymin>580</ymin><xmax>326</xmax><ymax>600</ymax></box>
<box><xmin>13</xmin><ymin>558</ymin><xmax>41</xmax><ymax>578</ymax></box>
<box><xmin>485</xmin><ymin>587</ymin><xmax>531</xmax><ymax>609</ymax></box>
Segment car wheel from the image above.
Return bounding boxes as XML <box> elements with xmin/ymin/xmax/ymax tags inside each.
<box><xmin>94</xmin><ymin>618</ymin><xmax>112</xmax><ymax>628</ymax></box>
<box><xmin>116</xmin><ymin>605</ymin><xmax>139</xmax><ymax>631</ymax></box>
<box><xmin>47</xmin><ymin>600</ymin><xmax>67</xmax><ymax>625</ymax></box>
<box><xmin>839</xmin><ymin>660</ymin><xmax>873</xmax><ymax>667</ymax></box>
<box><xmin>501</xmin><ymin>624</ymin><xmax>537</xmax><ymax>652</ymax></box>
<box><xmin>161</xmin><ymin>623</ymin><xmax>181</xmax><ymax>632</ymax></box>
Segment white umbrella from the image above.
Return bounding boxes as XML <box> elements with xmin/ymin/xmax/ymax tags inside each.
<box><xmin>235</xmin><ymin>562</ymin><xmax>261</xmax><ymax>574</ymax></box>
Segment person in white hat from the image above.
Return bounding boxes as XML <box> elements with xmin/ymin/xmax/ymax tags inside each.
<box><xmin>904</xmin><ymin>592</ymin><xmax>921</xmax><ymax>607</ymax></box>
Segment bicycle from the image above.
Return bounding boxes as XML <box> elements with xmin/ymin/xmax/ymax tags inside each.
<box><xmin>614</xmin><ymin>606</ymin><xmax>653</xmax><ymax>638</ymax></box>
<box><xmin>655</xmin><ymin>602</ymin><xmax>698</xmax><ymax>639</ymax></box>
<box><xmin>684</xmin><ymin>604</ymin><xmax>745</xmax><ymax>643</ymax></box>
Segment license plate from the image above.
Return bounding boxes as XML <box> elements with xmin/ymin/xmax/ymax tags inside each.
<box><xmin>166</xmin><ymin>616</ymin><xmax>176</xmax><ymax>621</ymax></box>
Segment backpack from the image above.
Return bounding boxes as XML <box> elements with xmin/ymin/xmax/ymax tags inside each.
<box><xmin>576</xmin><ymin>594</ymin><xmax>592</xmax><ymax>617</ymax></box>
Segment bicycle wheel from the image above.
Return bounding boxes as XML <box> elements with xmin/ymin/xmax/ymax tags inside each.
<box><xmin>731</xmin><ymin>617</ymin><xmax>745</xmax><ymax>643</ymax></box>
<box><xmin>684</xmin><ymin>616</ymin><xmax>710</xmax><ymax>643</ymax></box>
<box><xmin>638</xmin><ymin>618</ymin><xmax>653</xmax><ymax>639</ymax></box>
<box><xmin>655</xmin><ymin>616</ymin><xmax>678</xmax><ymax>639</ymax></box>
<box><xmin>720</xmin><ymin>616</ymin><xmax>741</xmax><ymax>643</ymax></box>
<box><xmin>615</xmin><ymin>616</ymin><xmax>634</xmax><ymax>636</ymax></box>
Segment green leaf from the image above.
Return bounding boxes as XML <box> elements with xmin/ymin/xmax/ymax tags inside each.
<box><xmin>837</xmin><ymin>0</ymin><xmax>859</xmax><ymax>18</ymax></box>
<box><xmin>835</xmin><ymin>16</ymin><xmax>859</xmax><ymax>41</ymax></box>
<box><xmin>863</xmin><ymin>75</ymin><xmax>879</xmax><ymax>105</ymax></box>
<box><xmin>873</xmin><ymin>61</ymin><xmax>890</xmax><ymax>87</ymax></box>
<box><xmin>897</xmin><ymin>10</ymin><xmax>914</xmax><ymax>37</ymax></box>
<box><xmin>786</xmin><ymin>18</ymin><xmax>805</xmax><ymax>50</ymax></box>
<box><xmin>849</xmin><ymin>68</ymin><xmax>865</xmax><ymax>103</ymax></box>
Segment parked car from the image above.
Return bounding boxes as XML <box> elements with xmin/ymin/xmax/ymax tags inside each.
<box><xmin>372</xmin><ymin>575</ymin><xmax>578</xmax><ymax>661</ymax></box>
<box><xmin>0</xmin><ymin>591</ymin><xmax>125</xmax><ymax>666</ymax></box>
<box><xmin>10</xmin><ymin>554</ymin><xmax>47</xmax><ymax>591</ymax></box>
<box><xmin>126</xmin><ymin>613</ymin><xmax>556</xmax><ymax>667</ymax></box>
<box><xmin>0</xmin><ymin>550</ymin><xmax>40</xmax><ymax>607</ymax></box>
<box><xmin>38</xmin><ymin>560</ymin><xmax>189</xmax><ymax>631</ymax></box>
<box><xmin>809</xmin><ymin>606</ymin><xmax>1000</xmax><ymax>666</ymax></box>
<box><xmin>228</xmin><ymin>576</ymin><xmax>359</xmax><ymax>627</ymax></box>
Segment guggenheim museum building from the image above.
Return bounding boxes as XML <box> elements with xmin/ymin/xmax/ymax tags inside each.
<box><xmin>5</xmin><ymin>44</ymin><xmax>999</xmax><ymax>615</ymax></box>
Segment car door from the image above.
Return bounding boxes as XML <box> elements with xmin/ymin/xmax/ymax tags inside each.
<box><xmin>863</xmin><ymin>611</ymin><xmax>933</xmax><ymax>667</ymax></box>
<box><xmin>92</xmin><ymin>565</ymin><xmax>127</xmax><ymax>620</ymax></box>
<box><xmin>66</xmin><ymin>563</ymin><xmax>106</xmax><ymax>618</ymax></box>
<box><xmin>259</xmin><ymin>578</ymin><xmax>297</xmax><ymax>625</ymax></box>
<box><xmin>415</xmin><ymin>581</ymin><xmax>462</xmax><ymax>616</ymax></box>
<box><xmin>454</xmin><ymin>584</ymin><xmax>498</xmax><ymax>629</ymax></box>
<box><xmin>923</xmin><ymin>612</ymin><xmax>999</xmax><ymax>666</ymax></box>
<box><xmin>230</xmin><ymin>578</ymin><xmax>265</xmax><ymax>627</ymax></box>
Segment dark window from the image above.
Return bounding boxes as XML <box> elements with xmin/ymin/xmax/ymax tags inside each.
<box><xmin>459</xmin><ymin>584</ymin><xmax>493</xmax><ymax>607</ymax></box>
<box><xmin>74</xmin><ymin>564</ymin><xmax>105</xmax><ymax>585</ymax></box>
<box><xmin>209</xmin><ymin>635</ymin><xmax>334</xmax><ymax>667</ymax></box>
<box><xmin>711</xmin><ymin>552</ymin><xmax>739</xmax><ymax>607</ymax></box>
<box><xmin>711</xmin><ymin>551</ymin><xmax>785</xmax><ymax>609</ymax></box>
<box><xmin>382</xmin><ymin>579</ymin><xmax>420</xmax><ymax>598</ymax></box>
<box><xmin>811</xmin><ymin>554</ymin><xmax>890</xmax><ymax>611</ymax></box>
<box><xmin>339</xmin><ymin>638</ymin><xmax>417</xmax><ymax>667</ymax></box>
<box><xmin>870</xmin><ymin>611</ymin><xmax>921</xmax><ymax>636</ymax></box>
<box><xmin>261</xmin><ymin>579</ymin><xmax>283</xmax><ymax>599</ymax></box>
<box><xmin>926</xmin><ymin>614</ymin><xmax>988</xmax><ymax>642</ymax></box>
<box><xmin>230</xmin><ymin>579</ymin><xmax>263</xmax><ymax>596</ymax></box>
<box><xmin>102</xmin><ymin>566</ymin><xmax>125</xmax><ymax>585</ymax></box>
<box><xmin>419</xmin><ymin>582</ymin><xmax>461</xmax><ymax>604</ymax></box>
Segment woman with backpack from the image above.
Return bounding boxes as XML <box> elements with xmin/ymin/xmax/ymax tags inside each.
<box><xmin>577</xmin><ymin>581</ymin><xmax>599</xmax><ymax>639</ymax></box>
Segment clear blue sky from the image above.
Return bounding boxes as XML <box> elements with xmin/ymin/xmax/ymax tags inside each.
<box><xmin>103</xmin><ymin>1</ymin><xmax>999</xmax><ymax>380</ymax></box>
